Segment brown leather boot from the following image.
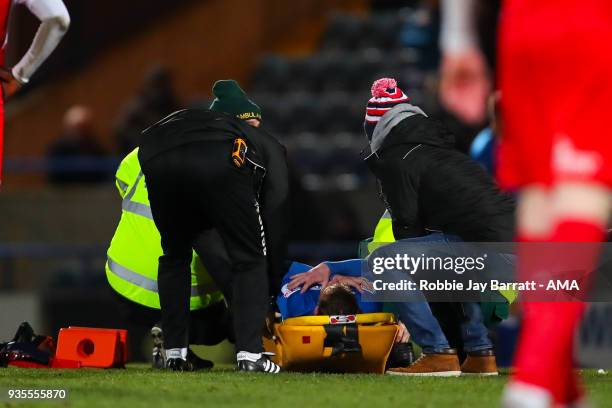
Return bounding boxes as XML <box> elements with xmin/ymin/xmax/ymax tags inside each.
<box><xmin>386</xmin><ymin>349</ymin><xmax>461</xmax><ymax>377</ymax></box>
<box><xmin>461</xmin><ymin>349</ymin><xmax>498</xmax><ymax>376</ymax></box>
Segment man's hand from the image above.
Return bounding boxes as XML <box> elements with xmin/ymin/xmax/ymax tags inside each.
<box><xmin>288</xmin><ymin>263</ymin><xmax>331</xmax><ymax>293</ymax></box>
<box><xmin>0</xmin><ymin>68</ymin><xmax>22</xmax><ymax>99</ymax></box>
<box><xmin>395</xmin><ymin>321</ymin><xmax>410</xmax><ymax>343</ymax></box>
<box><xmin>439</xmin><ymin>49</ymin><xmax>490</xmax><ymax>125</ymax></box>
<box><xmin>328</xmin><ymin>275</ymin><xmax>373</xmax><ymax>294</ymax></box>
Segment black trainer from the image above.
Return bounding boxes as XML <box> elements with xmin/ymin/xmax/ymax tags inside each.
<box><xmin>187</xmin><ymin>349</ymin><xmax>213</xmax><ymax>370</ymax></box>
<box><xmin>152</xmin><ymin>326</ymin><xmax>214</xmax><ymax>371</ymax></box>
<box><xmin>236</xmin><ymin>352</ymin><xmax>281</xmax><ymax>373</ymax></box>
<box><xmin>166</xmin><ymin>357</ymin><xmax>193</xmax><ymax>372</ymax></box>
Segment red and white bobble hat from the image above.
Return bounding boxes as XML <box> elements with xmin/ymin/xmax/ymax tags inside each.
<box><xmin>364</xmin><ymin>78</ymin><xmax>410</xmax><ymax>140</ymax></box>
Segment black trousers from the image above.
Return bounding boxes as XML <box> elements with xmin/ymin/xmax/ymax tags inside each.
<box><xmin>142</xmin><ymin>141</ymin><xmax>269</xmax><ymax>352</ymax></box>
<box><xmin>114</xmin><ymin>292</ymin><xmax>232</xmax><ymax>346</ymax></box>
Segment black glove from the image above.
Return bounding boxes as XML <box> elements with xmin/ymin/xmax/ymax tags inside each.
<box><xmin>386</xmin><ymin>342</ymin><xmax>416</xmax><ymax>369</ymax></box>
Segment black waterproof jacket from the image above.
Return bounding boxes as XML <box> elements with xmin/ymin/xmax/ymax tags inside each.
<box><xmin>365</xmin><ymin>112</ymin><xmax>515</xmax><ymax>242</ymax></box>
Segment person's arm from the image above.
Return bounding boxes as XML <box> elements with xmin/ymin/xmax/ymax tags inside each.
<box><xmin>439</xmin><ymin>0</ymin><xmax>490</xmax><ymax>125</ymax></box>
<box><xmin>324</xmin><ymin>259</ymin><xmax>364</xmax><ymax>278</ymax></box>
<box><xmin>277</xmin><ymin>262</ymin><xmax>319</xmax><ymax>319</ymax></box>
<box><xmin>440</xmin><ymin>0</ymin><xmax>477</xmax><ymax>54</ymax></box>
<box><xmin>11</xmin><ymin>0</ymin><xmax>70</xmax><ymax>84</ymax></box>
<box><xmin>288</xmin><ymin>260</ymin><xmax>373</xmax><ymax>294</ymax></box>
<box><xmin>323</xmin><ymin>259</ymin><xmax>369</xmax><ymax>293</ymax></box>
<box><xmin>385</xmin><ymin>175</ymin><xmax>424</xmax><ymax>239</ymax></box>
<box><xmin>259</xmin><ymin>132</ymin><xmax>290</xmax><ymax>294</ymax></box>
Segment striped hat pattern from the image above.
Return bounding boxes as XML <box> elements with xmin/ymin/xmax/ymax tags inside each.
<box><xmin>364</xmin><ymin>77</ymin><xmax>410</xmax><ymax>140</ymax></box>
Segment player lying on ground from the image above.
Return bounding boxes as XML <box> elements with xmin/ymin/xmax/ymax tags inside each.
<box><xmin>287</xmin><ymin>239</ymin><xmax>513</xmax><ymax>377</ymax></box>
<box><xmin>111</xmin><ymin>259</ymin><xmax>414</xmax><ymax>371</ymax></box>
<box><xmin>278</xmin><ymin>261</ymin><xmax>413</xmax><ymax>368</ymax></box>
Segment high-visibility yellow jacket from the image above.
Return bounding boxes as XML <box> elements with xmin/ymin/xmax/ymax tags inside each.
<box><xmin>105</xmin><ymin>148</ymin><xmax>223</xmax><ymax>310</ymax></box>
<box><xmin>367</xmin><ymin>210</ymin><xmax>516</xmax><ymax>325</ymax></box>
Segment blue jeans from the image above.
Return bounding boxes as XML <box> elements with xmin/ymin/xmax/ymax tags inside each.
<box><xmin>378</xmin><ymin>233</ymin><xmax>492</xmax><ymax>354</ymax></box>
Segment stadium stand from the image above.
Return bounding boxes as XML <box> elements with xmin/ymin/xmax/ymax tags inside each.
<box><xmin>248</xmin><ymin>8</ymin><xmax>439</xmax><ymax>190</ymax></box>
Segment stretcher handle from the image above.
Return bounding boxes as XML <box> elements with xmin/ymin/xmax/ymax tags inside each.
<box><xmin>282</xmin><ymin>313</ymin><xmax>397</xmax><ymax>326</ymax></box>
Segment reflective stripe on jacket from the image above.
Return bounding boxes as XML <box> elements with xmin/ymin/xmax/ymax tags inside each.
<box><xmin>106</xmin><ymin>148</ymin><xmax>223</xmax><ymax>310</ymax></box>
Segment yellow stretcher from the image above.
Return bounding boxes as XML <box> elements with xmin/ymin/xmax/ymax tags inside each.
<box><xmin>263</xmin><ymin>313</ymin><xmax>399</xmax><ymax>373</ymax></box>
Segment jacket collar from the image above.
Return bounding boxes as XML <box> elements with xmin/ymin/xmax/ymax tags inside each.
<box><xmin>364</xmin><ymin>103</ymin><xmax>427</xmax><ymax>160</ymax></box>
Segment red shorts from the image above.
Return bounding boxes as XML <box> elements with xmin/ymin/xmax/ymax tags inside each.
<box><xmin>497</xmin><ymin>1</ymin><xmax>612</xmax><ymax>189</ymax></box>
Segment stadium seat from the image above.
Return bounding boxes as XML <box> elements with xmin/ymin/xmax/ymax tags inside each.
<box><xmin>288</xmin><ymin>58</ymin><xmax>325</xmax><ymax>93</ymax></box>
<box><xmin>251</xmin><ymin>56</ymin><xmax>291</xmax><ymax>93</ymax></box>
<box><xmin>263</xmin><ymin>313</ymin><xmax>399</xmax><ymax>373</ymax></box>
<box><xmin>286</xmin><ymin>93</ymin><xmax>320</xmax><ymax>133</ymax></box>
<box><xmin>319</xmin><ymin>14</ymin><xmax>364</xmax><ymax>51</ymax></box>
<box><xmin>357</xmin><ymin>13</ymin><xmax>402</xmax><ymax>49</ymax></box>
<box><xmin>316</xmin><ymin>54</ymin><xmax>355</xmax><ymax>92</ymax></box>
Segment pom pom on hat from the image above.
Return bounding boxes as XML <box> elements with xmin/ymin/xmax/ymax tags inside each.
<box><xmin>371</xmin><ymin>78</ymin><xmax>398</xmax><ymax>98</ymax></box>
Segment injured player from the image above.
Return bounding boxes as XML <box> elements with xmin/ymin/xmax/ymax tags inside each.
<box><xmin>278</xmin><ymin>261</ymin><xmax>413</xmax><ymax>369</ymax></box>
<box><xmin>285</xmin><ymin>252</ymin><xmax>505</xmax><ymax>377</ymax></box>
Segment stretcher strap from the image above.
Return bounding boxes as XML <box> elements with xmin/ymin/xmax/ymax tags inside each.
<box><xmin>323</xmin><ymin>324</ymin><xmax>361</xmax><ymax>356</ymax></box>
<box><xmin>282</xmin><ymin>313</ymin><xmax>396</xmax><ymax>326</ymax></box>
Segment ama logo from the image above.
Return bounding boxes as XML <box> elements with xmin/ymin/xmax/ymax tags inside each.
<box><xmin>546</xmin><ymin>280</ymin><xmax>580</xmax><ymax>290</ymax></box>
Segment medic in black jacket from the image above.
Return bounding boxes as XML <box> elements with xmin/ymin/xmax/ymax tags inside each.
<box><xmin>364</xmin><ymin>78</ymin><xmax>515</xmax><ymax>242</ymax></box>
<box><xmin>138</xmin><ymin>80</ymin><xmax>288</xmax><ymax>373</ymax></box>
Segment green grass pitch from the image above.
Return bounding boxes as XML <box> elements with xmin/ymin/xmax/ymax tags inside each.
<box><xmin>1</xmin><ymin>365</ymin><xmax>611</xmax><ymax>408</ymax></box>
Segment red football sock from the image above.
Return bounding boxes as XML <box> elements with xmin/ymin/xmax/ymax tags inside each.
<box><xmin>512</xmin><ymin>219</ymin><xmax>605</xmax><ymax>404</ymax></box>
<box><xmin>513</xmin><ymin>302</ymin><xmax>586</xmax><ymax>402</ymax></box>
<box><xmin>549</xmin><ymin>219</ymin><xmax>605</xmax><ymax>404</ymax></box>
<box><xmin>512</xmin><ymin>231</ymin><xmax>555</xmax><ymax>396</ymax></box>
